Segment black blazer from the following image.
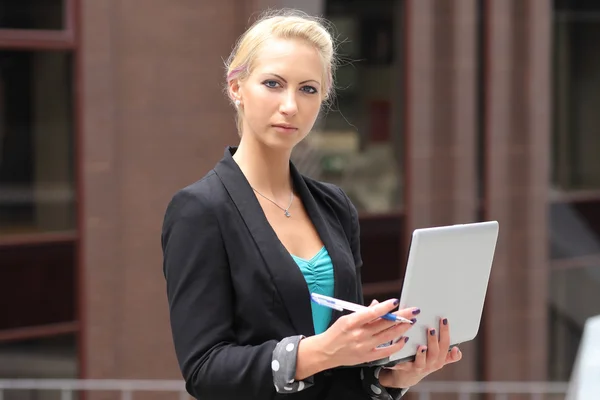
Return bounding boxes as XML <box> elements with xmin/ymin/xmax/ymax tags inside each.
<box><xmin>162</xmin><ymin>147</ymin><xmax>372</xmax><ymax>400</ymax></box>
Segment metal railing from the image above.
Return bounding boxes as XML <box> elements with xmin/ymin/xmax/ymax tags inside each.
<box><xmin>410</xmin><ymin>381</ymin><xmax>569</xmax><ymax>399</ymax></box>
<box><xmin>0</xmin><ymin>380</ymin><xmax>189</xmax><ymax>400</ymax></box>
<box><xmin>0</xmin><ymin>379</ymin><xmax>571</xmax><ymax>400</ymax></box>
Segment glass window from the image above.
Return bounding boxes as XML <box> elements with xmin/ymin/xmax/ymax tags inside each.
<box><xmin>549</xmin><ymin>197</ymin><xmax>600</xmax><ymax>380</ymax></box>
<box><xmin>0</xmin><ymin>335</ymin><xmax>77</xmax><ymax>379</ymax></box>
<box><xmin>549</xmin><ymin>0</ymin><xmax>600</xmax><ymax>381</ymax></box>
<box><xmin>0</xmin><ymin>241</ymin><xmax>75</xmax><ymax>330</ymax></box>
<box><xmin>0</xmin><ymin>50</ymin><xmax>75</xmax><ymax>236</ymax></box>
<box><xmin>292</xmin><ymin>0</ymin><xmax>403</xmax><ymax>214</ymax></box>
<box><xmin>549</xmin><ymin>266</ymin><xmax>600</xmax><ymax>380</ymax></box>
<box><xmin>552</xmin><ymin>0</ymin><xmax>600</xmax><ymax>191</ymax></box>
<box><xmin>0</xmin><ymin>0</ymin><xmax>65</xmax><ymax>30</ymax></box>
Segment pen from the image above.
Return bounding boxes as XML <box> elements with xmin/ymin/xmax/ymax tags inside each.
<box><xmin>311</xmin><ymin>293</ymin><xmax>414</xmax><ymax>324</ymax></box>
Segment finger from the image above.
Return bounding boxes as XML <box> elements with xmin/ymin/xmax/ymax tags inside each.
<box><xmin>364</xmin><ymin>316</ymin><xmax>415</xmax><ymax>339</ymax></box>
<box><xmin>391</xmin><ymin>307</ymin><xmax>421</xmax><ymax>321</ymax></box>
<box><xmin>413</xmin><ymin>346</ymin><xmax>427</xmax><ymax>370</ymax></box>
<box><xmin>425</xmin><ymin>326</ymin><xmax>440</xmax><ymax>364</ymax></box>
<box><xmin>455</xmin><ymin>347</ymin><xmax>463</xmax><ymax>362</ymax></box>
<box><xmin>438</xmin><ymin>317</ymin><xmax>451</xmax><ymax>357</ymax></box>
<box><xmin>445</xmin><ymin>346</ymin><xmax>462</xmax><ymax>364</ymax></box>
<box><xmin>346</xmin><ymin>298</ymin><xmax>400</xmax><ymax>328</ymax></box>
<box><xmin>369</xmin><ymin>299</ymin><xmax>379</xmax><ymax>307</ymax></box>
<box><xmin>368</xmin><ymin>335</ymin><xmax>410</xmax><ymax>362</ymax></box>
<box><xmin>364</xmin><ymin>306</ymin><xmax>419</xmax><ymax>335</ymax></box>
<box><xmin>371</xmin><ymin>324</ymin><xmax>412</xmax><ymax>348</ymax></box>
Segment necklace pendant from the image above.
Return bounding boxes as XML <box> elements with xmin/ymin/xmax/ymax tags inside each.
<box><xmin>284</xmin><ymin>210</ymin><xmax>291</xmax><ymax>218</ymax></box>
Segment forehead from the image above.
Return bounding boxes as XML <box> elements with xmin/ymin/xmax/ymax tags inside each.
<box><xmin>251</xmin><ymin>38</ymin><xmax>323</xmax><ymax>81</ymax></box>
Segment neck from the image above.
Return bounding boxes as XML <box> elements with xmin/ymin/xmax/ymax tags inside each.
<box><xmin>233</xmin><ymin>136</ymin><xmax>293</xmax><ymax>199</ymax></box>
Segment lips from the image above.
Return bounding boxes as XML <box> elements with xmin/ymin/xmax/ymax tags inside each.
<box><xmin>272</xmin><ymin>124</ymin><xmax>297</xmax><ymax>130</ymax></box>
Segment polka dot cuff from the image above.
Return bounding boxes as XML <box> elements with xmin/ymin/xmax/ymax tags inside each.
<box><xmin>271</xmin><ymin>335</ymin><xmax>314</xmax><ymax>394</ymax></box>
<box><xmin>360</xmin><ymin>366</ymin><xmax>409</xmax><ymax>399</ymax></box>
<box><xmin>271</xmin><ymin>336</ymin><xmax>408</xmax><ymax>398</ymax></box>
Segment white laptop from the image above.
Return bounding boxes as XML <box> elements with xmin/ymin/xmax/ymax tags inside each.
<box><xmin>367</xmin><ymin>221</ymin><xmax>499</xmax><ymax>366</ymax></box>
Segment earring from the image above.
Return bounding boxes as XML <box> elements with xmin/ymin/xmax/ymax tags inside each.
<box><xmin>235</xmin><ymin>99</ymin><xmax>241</xmax><ymax>107</ymax></box>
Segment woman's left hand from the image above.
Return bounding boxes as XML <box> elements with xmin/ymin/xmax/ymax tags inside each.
<box><xmin>378</xmin><ymin>317</ymin><xmax>462</xmax><ymax>389</ymax></box>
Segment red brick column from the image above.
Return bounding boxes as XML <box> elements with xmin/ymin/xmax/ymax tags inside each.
<box><xmin>81</xmin><ymin>0</ymin><xmax>242</xmax><ymax>383</ymax></box>
<box><xmin>482</xmin><ymin>0</ymin><xmax>551</xmax><ymax>381</ymax></box>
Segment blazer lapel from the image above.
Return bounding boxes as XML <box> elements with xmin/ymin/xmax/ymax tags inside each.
<box><xmin>213</xmin><ymin>147</ymin><xmax>316</xmax><ymax>337</ymax></box>
<box><xmin>290</xmin><ymin>164</ymin><xmax>357</xmax><ymax>326</ymax></box>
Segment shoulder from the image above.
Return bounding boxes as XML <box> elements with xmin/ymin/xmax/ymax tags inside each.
<box><xmin>162</xmin><ymin>170</ymin><xmax>222</xmax><ymax>228</ymax></box>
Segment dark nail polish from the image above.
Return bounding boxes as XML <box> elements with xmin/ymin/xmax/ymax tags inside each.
<box><xmin>393</xmin><ymin>299</ymin><xmax>399</xmax><ymax>306</ymax></box>
<box><xmin>421</xmin><ymin>348</ymin><xmax>427</xmax><ymax>353</ymax></box>
<box><xmin>410</xmin><ymin>318</ymin><xmax>417</xmax><ymax>324</ymax></box>
<box><xmin>404</xmin><ymin>336</ymin><xmax>409</xmax><ymax>343</ymax></box>
<box><xmin>430</xmin><ymin>329</ymin><xmax>436</xmax><ymax>336</ymax></box>
<box><xmin>412</xmin><ymin>309</ymin><xmax>421</xmax><ymax>315</ymax></box>
<box><xmin>443</xmin><ymin>318</ymin><xmax>448</xmax><ymax>325</ymax></box>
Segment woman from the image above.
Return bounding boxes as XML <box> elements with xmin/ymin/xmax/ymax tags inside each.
<box><xmin>161</xmin><ymin>9</ymin><xmax>461</xmax><ymax>400</ymax></box>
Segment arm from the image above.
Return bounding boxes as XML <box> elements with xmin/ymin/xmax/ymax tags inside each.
<box><xmin>162</xmin><ymin>189</ymin><xmax>279</xmax><ymax>400</ymax></box>
<box><xmin>339</xmin><ymin>188</ymin><xmax>409</xmax><ymax>399</ymax></box>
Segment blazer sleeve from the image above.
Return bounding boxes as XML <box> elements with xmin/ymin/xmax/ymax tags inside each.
<box><xmin>161</xmin><ymin>189</ymin><xmax>278</xmax><ymax>400</ymax></box>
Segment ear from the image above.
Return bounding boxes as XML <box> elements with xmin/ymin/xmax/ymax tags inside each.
<box><xmin>228</xmin><ymin>78</ymin><xmax>242</xmax><ymax>104</ymax></box>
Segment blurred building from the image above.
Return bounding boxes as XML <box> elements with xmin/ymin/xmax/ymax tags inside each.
<box><xmin>0</xmin><ymin>0</ymin><xmax>599</xmax><ymax>391</ymax></box>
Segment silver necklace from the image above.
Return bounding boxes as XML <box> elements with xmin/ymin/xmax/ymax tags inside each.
<box><xmin>252</xmin><ymin>187</ymin><xmax>294</xmax><ymax>218</ymax></box>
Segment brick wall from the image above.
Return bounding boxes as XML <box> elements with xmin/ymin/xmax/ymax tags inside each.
<box><xmin>81</xmin><ymin>0</ymin><xmax>247</xmax><ymax>381</ymax></box>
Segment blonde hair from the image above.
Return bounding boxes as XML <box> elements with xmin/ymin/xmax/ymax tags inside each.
<box><xmin>225</xmin><ymin>9</ymin><xmax>338</xmax><ymax>134</ymax></box>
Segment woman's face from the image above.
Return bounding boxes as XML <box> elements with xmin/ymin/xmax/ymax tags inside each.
<box><xmin>233</xmin><ymin>38</ymin><xmax>324</xmax><ymax>150</ymax></box>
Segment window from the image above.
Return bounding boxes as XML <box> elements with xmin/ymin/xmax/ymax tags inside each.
<box><xmin>0</xmin><ymin>0</ymin><xmax>79</xmax><ymax>381</ymax></box>
<box><xmin>0</xmin><ymin>0</ymin><xmax>65</xmax><ymax>31</ymax></box>
<box><xmin>0</xmin><ymin>242</ymin><xmax>76</xmax><ymax>331</ymax></box>
<box><xmin>548</xmin><ymin>196</ymin><xmax>600</xmax><ymax>380</ymax></box>
<box><xmin>553</xmin><ymin>0</ymin><xmax>600</xmax><ymax>191</ymax></box>
<box><xmin>549</xmin><ymin>0</ymin><xmax>600</xmax><ymax>381</ymax></box>
<box><xmin>0</xmin><ymin>50</ymin><xmax>75</xmax><ymax>236</ymax></box>
<box><xmin>0</xmin><ymin>334</ymin><xmax>78</xmax><ymax>400</ymax></box>
<box><xmin>285</xmin><ymin>0</ymin><xmax>406</xmax><ymax>302</ymax></box>
<box><xmin>292</xmin><ymin>0</ymin><xmax>404</xmax><ymax>215</ymax></box>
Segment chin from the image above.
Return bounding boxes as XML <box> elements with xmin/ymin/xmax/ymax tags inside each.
<box><xmin>260</xmin><ymin>131</ymin><xmax>303</xmax><ymax>151</ymax></box>
<box><xmin>263</xmin><ymin>137</ymin><xmax>297</xmax><ymax>152</ymax></box>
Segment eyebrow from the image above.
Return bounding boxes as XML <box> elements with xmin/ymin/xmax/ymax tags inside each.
<box><xmin>264</xmin><ymin>73</ymin><xmax>320</xmax><ymax>86</ymax></box>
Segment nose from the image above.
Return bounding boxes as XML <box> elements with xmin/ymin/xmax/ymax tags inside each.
<box><xmin>279</xmin><ymin>90</ymin><xmax>298</xmax><ymax>116</ymax></box>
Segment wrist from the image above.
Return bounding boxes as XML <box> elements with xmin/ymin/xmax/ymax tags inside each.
<box><xmin>295</xmin><ymin>335</ymin><xmax>333</xmax><ymax>380</ymax></box>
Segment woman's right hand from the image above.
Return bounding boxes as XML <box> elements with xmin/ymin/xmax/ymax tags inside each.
<box><xmin>317</xmin><ymin>299</ymin><xmax>417</xmax><ymax>369</ymax></box>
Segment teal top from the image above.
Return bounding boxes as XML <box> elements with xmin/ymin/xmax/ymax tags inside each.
<box><xmin>291</xmin><ymin>246</ymin><xmax>335</xmax><ymax>335</ymax></box>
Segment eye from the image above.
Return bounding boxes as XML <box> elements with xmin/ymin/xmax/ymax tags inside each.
<box><xmin>263</xmin><ymin>80</ymin><xmax>281</xmax><ymax>89</ymax></box>
<box><xmin>301</xmin><ymin>85</ymin><xmax>318</xmax><ymax>94</ymax></box>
